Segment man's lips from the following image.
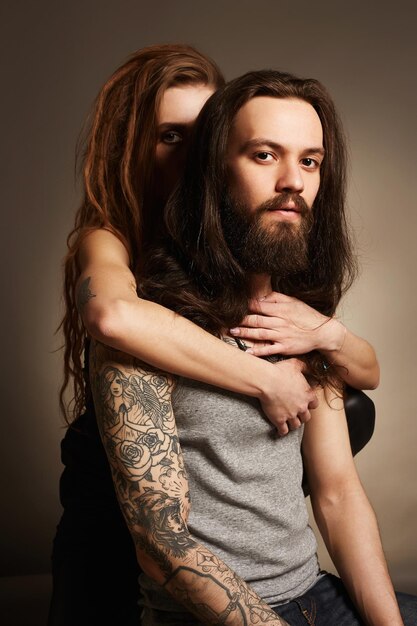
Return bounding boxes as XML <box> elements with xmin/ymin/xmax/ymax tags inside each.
<box><xmin>269</xmin><ymin>206</ymin><xmax>300</xmax><ymax>213</ymax></box>
<box><xmin>256</xmin><ymin>194</ymin><xmax>309</xmax><ymax>217</ymax></box>
<box><xmin>264</xmin><ymin>203</ymin><xmax>304</xmax><ymax>222</ymax></box>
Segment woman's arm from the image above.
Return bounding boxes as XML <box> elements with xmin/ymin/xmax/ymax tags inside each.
<box><xmin>302</xmin><ymin>388</ymin><xmax>403</xmax><ymax>626</ymax></box>
<box><xmin>76</xmin><ymin>229</ymin><xmax>318</xmax><ymax>436</ymax></box>
<box><xmin>230</xmin><ymin>292</ymin><xmax>380</xmax><ymax>390</ymax></box>
<box><xmin>89</xmin><ymin>340</ymin><xmax>288</xmax><ymax>626</ymax></box>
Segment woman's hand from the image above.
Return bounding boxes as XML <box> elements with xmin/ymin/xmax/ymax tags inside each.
<box><xmin>231</xmin><ymin>292</ymin><xmax>380</xmax><ymax>390</ymax></box>
<box><xmin>230</xmin><ymin>292</ymin><xmax>345</xmax><ymax>357</ymax></box>
<box><xmin>258</xmin><ymin>356</ymin><xmax>319</xmax><ymax>436</ymax></box>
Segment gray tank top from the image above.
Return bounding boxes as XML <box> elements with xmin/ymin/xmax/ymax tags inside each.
<box><xmin>139</xmin><ymin>372</ymin><xmax>319</xmax><ymax>614</ymax></box>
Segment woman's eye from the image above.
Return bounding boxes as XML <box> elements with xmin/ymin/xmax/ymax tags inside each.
<box><xmin>162</xmin><ymin>131</ymin><xmax>182</xmax><ymax>145</ymax></box>
<box><xmin>255</xmin><ymin>152</ymin><xmax>273</xmax><ymax>162</ymax></box>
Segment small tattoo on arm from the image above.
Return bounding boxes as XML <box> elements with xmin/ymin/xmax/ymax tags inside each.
<box><xmin>76</xmin><ymin>276</ymin><xmax>96</xmax><ymax>311</ymax></box>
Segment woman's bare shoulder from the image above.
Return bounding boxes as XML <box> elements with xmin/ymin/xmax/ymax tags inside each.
<box><xmin>78</xmin><ymin>228</ymin><xmax>130</xmax><ymax>267</ymax></box>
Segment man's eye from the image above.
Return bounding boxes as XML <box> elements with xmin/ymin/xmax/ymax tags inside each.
<box><xmin>301</xmin><ymin>157</ymin><xmax>319</xmax><ymax>168</ymax></box>
<box><xmin>255</xmin><ymin>152</ymin><xmax>273</xmax><ymax>162</ymax></box>
<box><xmin>162</xmin><ymin>131</ymin><xmax>183</xmax><ymax>145</ymax></box>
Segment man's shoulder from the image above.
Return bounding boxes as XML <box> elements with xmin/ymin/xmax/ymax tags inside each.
<box><xmin>89</xmin><ymin>339</ymin><xmax>176</xmax><ymax>387</ymax></box>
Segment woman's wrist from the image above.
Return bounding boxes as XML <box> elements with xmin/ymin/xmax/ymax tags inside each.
<box><xmin>245</xmin><ymin>356</ymin><xmax>278</xmax><ymax>402</ymax></box>
<box><xmin>317</xmin><ymin>317</ymin><xmax>347</xmax><ymax>353</ymax></box>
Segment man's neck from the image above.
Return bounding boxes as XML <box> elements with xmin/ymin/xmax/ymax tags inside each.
<box><xmin>249</xmin><ymin>273</ymin><xmax>273</xmax><ymax>300</ymax></box>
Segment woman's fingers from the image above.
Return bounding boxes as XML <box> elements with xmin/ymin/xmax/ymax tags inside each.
<box><xmin>286</xmin><ymin>416</ymin><xmax>303</xmax><ymax>431</ymax></box>
<box><xmin>248</xmin><ymin>295</ymin><xmax>329</xmax><ymax>334</ymax></box>
<box><xmin>259</xmin><ymin>291</ymin><xmax>291</xmax><ymax>302</ymax></box>
<box><xmin>235</xmin><ymin>313</ymin><xmax>284</xmax><ymax>329</ymax></box>
<box><xmin>295</xmin><ymin>410</ymin><xmax>311</xmax><ymax>425</ymax></box>
<box><xmin>249</xmin><ymin>299</ymin><xmax>283</xmax><ymax>314</ymax></box>
<box><xmin>245</xmin><ymin>344</ymin><xmax>288</xmax><ymax>356</ymax></box>
<box><xmin>277</xmin><ymin>421</ymin><xmax>289</xmax><ymax>437</ymax></box>
<box><xmin>250</xmin><ymin>292</ymin><xmax>292</xmax><ymax>306</ymax></box>
<box><xmin>230</xmin><ymin>326</ymin><xmax>279</xmax><ymax>342</ymax></box>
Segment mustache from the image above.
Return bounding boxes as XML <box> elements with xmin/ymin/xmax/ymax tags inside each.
<box><xmin>256</xmin><ymin>193</ymin><xmax>310</xmax><ymax>216</ymax></box>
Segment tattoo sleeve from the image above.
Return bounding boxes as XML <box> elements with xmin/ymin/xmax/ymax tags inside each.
<box><xmin>90</xmin><ymin>340</ymin><xmax>289</xmax><ymax>626</ymax></box>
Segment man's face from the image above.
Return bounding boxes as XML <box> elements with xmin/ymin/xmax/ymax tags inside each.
<box><xmin>224</xmin><ymin>96</ymin><xmax>324</xmax><ymax>275</ymax></box>
<box><xmin>226</xmin><ymin>96</ymin><xmax>324</xmax><ymax>220</ymax></box>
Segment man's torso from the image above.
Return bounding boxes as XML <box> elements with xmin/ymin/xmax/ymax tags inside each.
<box><xmin>139</xmin><ymin>367</ymin><xmax>319</xmax><ymax>612</ymax></box>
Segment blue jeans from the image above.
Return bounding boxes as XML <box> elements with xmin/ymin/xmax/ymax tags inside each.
<box><xmin>141</xmin><ymin>573</ymin><xmax>417</xmax><ymax>625</ymax></box>
<box><xmin>274</xmin><ymin>573</ymin><xmax>417</xmax><ymax>625</ymax></box>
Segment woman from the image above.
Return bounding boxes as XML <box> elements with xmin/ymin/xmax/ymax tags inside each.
<box><xmin>49</xmin><ymin>44</ymin><xmax>379</xmax><ymax>626</ymax></box>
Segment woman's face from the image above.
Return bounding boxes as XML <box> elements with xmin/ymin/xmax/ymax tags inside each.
<box><xmin>110</xmin><ymin>376</ymin><xmax>123</xmax><ymax>397</ymax></box>
<box><xmin>154</xmin><ymin>83</ymin><xmax>215</xmax><ymax>204</ymax></box>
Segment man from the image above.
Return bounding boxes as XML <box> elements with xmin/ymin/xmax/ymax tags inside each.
<box><xmin>90</xmin><ymin>71</ymin><xmax>416</xmax><ymax>625</ymax></box>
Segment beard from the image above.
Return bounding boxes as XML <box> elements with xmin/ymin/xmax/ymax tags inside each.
<box><xmin>221</xmin><ymin>193</ymin><xmax>314</xmax><ymax>278</ymax></box>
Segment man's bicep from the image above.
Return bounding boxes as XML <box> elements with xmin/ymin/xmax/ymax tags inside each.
<box><xmin>89</xmin><ymin>341</ymin><xmax>191</xmax><ymax>579</ymax></box>
<box><xmin>302</xmin><ymin>387</ymin><xmax>360</xmax><ymax>497</ymax></box>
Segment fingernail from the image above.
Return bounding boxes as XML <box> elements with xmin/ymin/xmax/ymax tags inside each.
<box><xmin>246</xmin><ymin>348</ymin><xmax>254</xmax><ymax>354</ymax></box>
<box><xmin>229</xmin><ymin>328</ymin><xmax>239</xmax><ymax>335</ymax></box>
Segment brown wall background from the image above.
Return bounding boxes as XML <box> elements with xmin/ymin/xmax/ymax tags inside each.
<box><xmin>1</xmin><ymin>0</ymin><xmax>416</xmax><ymax>592</ymax></box>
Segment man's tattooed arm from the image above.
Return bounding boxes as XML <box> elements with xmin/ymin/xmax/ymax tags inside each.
<box><xmin>90</xmin><ymin>340</ymin><xmax>289</xmax><ymax>626</ymax></box>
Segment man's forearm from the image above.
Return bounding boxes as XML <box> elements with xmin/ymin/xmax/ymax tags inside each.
<box><xmin>137</xmin><ymin>533</ymin><xmax>288</xmax><ymax>626</ymax></box>
<box><xmin>305</xmin><ymin>389</ymin><xmax>402</xmax><ymax>625</ymax></box>
<box><xmin>313</xmin><ymin>487</ymin><xmax>403</xmax><ymax>626</ymax></box>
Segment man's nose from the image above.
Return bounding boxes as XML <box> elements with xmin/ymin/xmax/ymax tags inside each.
<box><xmin>275</xmin><ymin>160</ymin><xmax>304</xmax><ymax>194</ymax></box>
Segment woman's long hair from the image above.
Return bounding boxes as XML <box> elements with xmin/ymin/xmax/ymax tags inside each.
<box><xmin>60</xmin><ymin>44</ymin><xmax>224</xmax><ymax>422</ymax></box>
<box><xmin>142</xmin><ymin>70</ymin><xmax>358</xmax><ymax>387</ymax></box>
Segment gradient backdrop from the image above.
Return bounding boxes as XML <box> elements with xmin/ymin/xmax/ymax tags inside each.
<box><xmin>1</xmin><ymin>0</ymin><xmax>416</xmax><ymax>602</ymax></box>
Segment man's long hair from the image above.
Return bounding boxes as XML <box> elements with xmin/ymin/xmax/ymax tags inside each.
<box><xmin>60</xmin><ymin>44</ymin><xmax>225</xmax><ymax>422</ymax></box>
<box><xmin>142</xmin><ymin>70</ymin><xmax>357</xmax><ymax>383</ymax></box>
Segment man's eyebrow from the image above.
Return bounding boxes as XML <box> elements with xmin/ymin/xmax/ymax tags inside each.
<box><xmin>240</xmin><ymin>138</ymin><xmax>325</xmax><ymax>156</ymax></box>
<box><xmin>240</xmin><ymin>138</ymin><xmax>281</xmax><ymax>152</ymax></box>
<box><xmin>300</xmin><ymin>146</ymin><xmax>325</xmax><ymax>157</ymax></box>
